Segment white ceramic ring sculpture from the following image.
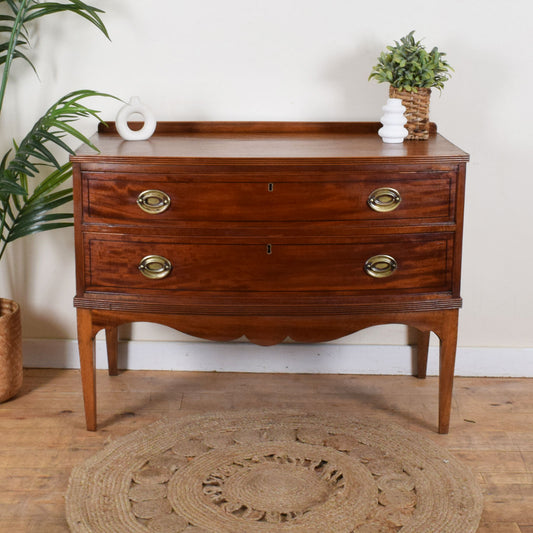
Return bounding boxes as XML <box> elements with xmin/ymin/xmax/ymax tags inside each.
<box><xmin>115</xmin><ymin>96</ymin><xmax>156</xmax><ymax>141</ymax></box>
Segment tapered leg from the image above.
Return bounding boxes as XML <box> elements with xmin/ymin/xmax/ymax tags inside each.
<box><xmin>437</xmin><ymin>310</ymin><xmax>459</xmax><ymax>434</ymax></box>
<box><xmin>415</xmin><ymin>330</ymin><xmax>430</xmax><ymax>379</ymax></box>
<box><xmin>105</xmin><ymin>326</ymin><xmax>119</xmax><ymax>376</ymax></box>
<box><xmin>77</xmin><ymin>309</ymin><xmax>97</xmax><ymax>431</ymax></box>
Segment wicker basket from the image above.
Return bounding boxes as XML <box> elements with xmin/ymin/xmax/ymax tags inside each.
<box><xmin>389</xmin><ymin>86</ymin><xmax>431</xmax><ymax>140</ymax></box>
<box><xmin>0</xmin><ymin>298</ymin><xmax>23</xmax><ymax>403</ymax></box>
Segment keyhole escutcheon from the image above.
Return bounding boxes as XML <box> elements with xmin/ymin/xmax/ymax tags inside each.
<box><xmin>266</xmin><ymin>244</ymin><xmax>272</xmax><ymax>255</ymax></box>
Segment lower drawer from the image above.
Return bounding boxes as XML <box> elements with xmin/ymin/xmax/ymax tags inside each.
<box><xmin>84</xmin><ymin>234</ymin><xmax>453</xmax><ymax>294</ymax></box>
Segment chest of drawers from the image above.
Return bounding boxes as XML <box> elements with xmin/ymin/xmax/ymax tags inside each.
<box><xmin>71</xmin><ymin>121</ymin><xmax>468</xmax><ymax>433</ymax></box>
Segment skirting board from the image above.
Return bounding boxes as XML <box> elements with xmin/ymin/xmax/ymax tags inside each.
<box><xmin>22</xmin><ymin>339</ymin><xmax>533</xmax><ymax>377</ymax></box>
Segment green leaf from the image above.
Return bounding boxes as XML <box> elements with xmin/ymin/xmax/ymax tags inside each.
<box><xmin>7</xmin><ymin>215</ymin><xmax>73</xmax><ymax>241</ymax></box>
<box><xmin>0</xmin><ymin>2</ymin><xmax>116</xmax><ymax>262</ymax></box>
<box><xmin>29</xmin><ymin>163</ymin><xmax>72</xmax><ymax>200</ymax></box>
<box><xmin>6</xmin><ymin>90</ymin><xmax>117</xmax><ymax>180</ymax></box>
<box><xmin>26</xmin><ymin>1</ymin><xmax>109</xmax><ymax>39</ymax></box>
<box><xmin>368</xmin><ymin>30</ymin><xmax>452</xmax><ymax>90</ymax></box>
<box><xmin>0</xmin><ymin>0</ymin><xmax>111</xmax><ymax>115</ymax></box>
<box><xmin>1</xmin><ymin>90</ymin><xmax>116</xmax><ymax>260</ymax></box>
<box><xmin>0</xmin><ymin>180</ymin><xmax>25</xmax><ymax>195</ymax></box>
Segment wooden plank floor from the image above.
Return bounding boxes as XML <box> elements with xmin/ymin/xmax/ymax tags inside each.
<box><xmin>0</xmin><ymin>368</ymin><xmax>532</xmax><ymax>532</ymax></box>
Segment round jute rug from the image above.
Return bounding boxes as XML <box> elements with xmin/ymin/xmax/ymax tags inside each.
<box><xmin>66</xmin><ymin>411</ymin><xmax>483</xmax><ymax>533</ymax></box>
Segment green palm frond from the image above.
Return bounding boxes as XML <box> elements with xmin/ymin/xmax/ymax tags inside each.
<box><xmin>6</xmin><ymin>89</ymin><xmax>116</xmax><ymax>178</ymax></box>
<box><xmin>0</xmin><ymin>180</ymin><xmax>24</xmax><ymax>194</ymax></box>
<box><xmin>0</xmin><ymin>151</ymin><xmax>25</xmax><ymax>195</ymax></box>
<box><xmin>0</xmin><ymin>0</ymin><xmax>115</xmax><ymax>263</ymax></box>
<box><xmin>25</xmin><ymin>0</ymin><xmax>108</xmax><ymax>37</ymax></box>
<box><xmin>0</xmin><ymin>1</ymin><xmax>33</xmax><ymax>111</ymax></box>
<box><xmin>5</xmin><ymin>162</ymin><xmax>73</xmax><ymax>242</ymax></box>
<box><xmin>0</xmin><ymin>90</ymin><xmax>117</xmax><ymax>260</ymax></box>
<box><xmin>0</xmin><ymin>0</ymin><xmax>109</xmax><ymax>114</ymax></box>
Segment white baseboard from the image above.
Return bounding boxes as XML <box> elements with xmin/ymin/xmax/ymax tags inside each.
<box><xmin>22</xmin><ymin>339</ymin><xmax>533</xmax><ymax>377</ymax></box>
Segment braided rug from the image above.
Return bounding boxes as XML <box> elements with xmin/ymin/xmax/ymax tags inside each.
<box><xmin>66</xmin><ymin>411</ymin><xmax>483</xmax><ymax>532</ymax></box>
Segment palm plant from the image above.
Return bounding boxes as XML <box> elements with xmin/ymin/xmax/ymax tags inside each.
<box><xmin>0</xmin><ymin>0</ymin><xmax>114</xmax><ymax>263</ymax></box>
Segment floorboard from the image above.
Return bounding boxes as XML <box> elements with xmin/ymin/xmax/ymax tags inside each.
<box><xmin>0</xmin><ymin>369</ymin><xmax>532</xmax><ymax>531</ymax></box>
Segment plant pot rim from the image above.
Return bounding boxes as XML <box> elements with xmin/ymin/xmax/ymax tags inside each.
<box><xmin>389</xmin><ymin>86</ymin><xmax>432</xmax><ymax>94</ymax></box>
<box><xmin>0</xmin><ymin>297</ymin><xmax>20</xmax><ymax>319</ymax></box>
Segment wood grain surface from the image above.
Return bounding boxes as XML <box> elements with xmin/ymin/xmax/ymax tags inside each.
<box><xmin>0</xmin><ymin>369</ymin><xmax>531</xmax><ymax>532</ymax></box>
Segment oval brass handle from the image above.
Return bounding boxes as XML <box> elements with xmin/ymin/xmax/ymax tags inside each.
<box><xmin>138</xmin><ymin>255</ymin><xmax>172</xmax><ymax>279</ymax></box>
<box><xmin>368</xmin><ymin>187</ymin><xmax>401</xmax><ymax>212</ymax></box>
<box><xmin>137</xmin><ymin>189</ymin><xmax>171</xmax><ymax>214</ymax></box>
<box><xmin>364</xmin><ymin>255</ymin><xmax>397</xmax><ymax>278</ymax></box>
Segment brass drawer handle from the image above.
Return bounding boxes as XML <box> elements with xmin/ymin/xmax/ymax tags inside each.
<box><xmin>364</xmin><ymin>255</ymin><xmax>397</xmax><ymax>278</ymax></box>
<box><xmin>137</xmin><ymin>189</ymin><xmax>171</xmax><ymax>214</ymax></box>
<box><xmin>368</xmin><ymin>187</ymin><xmax>401</xmax><ymax>212</ymax></box>
<box><xmin>138</xmin><ymin>255</ymin><xmax>172</xmax><ymax>279</ymax></box>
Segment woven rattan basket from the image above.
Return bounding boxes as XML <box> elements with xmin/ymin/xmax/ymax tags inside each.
<box><xmin>0</xmin><ymin>298</ymin><xmax>23</xmax><ymax>403</ymax></box>
<box><xmin>389</xmin><ymin>86</ymin><xmax>431</xmax><ymax>140</ymax></box>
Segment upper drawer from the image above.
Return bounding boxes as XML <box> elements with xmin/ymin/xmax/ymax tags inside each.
<box><xmin>80</xmin><ymin>171</ymin><xmax>455</xmax><ymax>225</ymax></box>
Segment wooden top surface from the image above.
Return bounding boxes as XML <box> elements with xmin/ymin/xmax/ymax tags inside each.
<box><xmin>71</xmin><ymin>122</ymin><xmax>469</xmax><ymax>165</ymax></box>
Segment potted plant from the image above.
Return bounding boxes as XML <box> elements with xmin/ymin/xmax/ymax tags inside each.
<box><xmin>368</xmin><ymin>30</ymin><xmax>453</xmax><ymax>139</ymax></box>
<box><xmin>0</xmin><ymin>0</ymin><xmax>113</xmax><ymax>402</ymax></box>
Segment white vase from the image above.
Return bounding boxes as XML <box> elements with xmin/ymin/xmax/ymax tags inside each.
<box><xmin>115</xmin><ymin>96</ymin><xmax>156</xmax><ymax>141</ymax></box>
<box><xmin>378</xmin><ymin>98</ymin><xmax>408</xmax><ymax>143</ymax></box>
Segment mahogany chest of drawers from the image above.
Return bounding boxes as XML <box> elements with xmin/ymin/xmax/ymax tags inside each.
<box><xmin>71</xmin><ymin>121</ymin><xmax>468</xmax><ymax>433</ymax></box>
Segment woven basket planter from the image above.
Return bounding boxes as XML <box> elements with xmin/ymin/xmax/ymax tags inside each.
<box><xmin>389</xmin><ymin>86</ymin><xmax>431</xmax><ymax>140</ymax></box>
<box><xmin>0</xmin><ymin>298</ymin><xmax>23</xmax><ymax>403</ymax></box>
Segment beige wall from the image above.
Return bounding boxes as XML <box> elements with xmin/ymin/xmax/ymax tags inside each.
<box><xmin>1</xmin><ymin>0</ymin><xmax>532</xmax><ymax>353</ymax></box>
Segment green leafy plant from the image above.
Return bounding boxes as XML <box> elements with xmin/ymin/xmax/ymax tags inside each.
<box><xmin>0</xmin><ymin>0</ymin><xmax>115</xmax><ymax>262</ymax></box>
<box><xmin>368</xmin><ymin>30</ymin><xmax>453</xmax><ymax>92</ymax></box>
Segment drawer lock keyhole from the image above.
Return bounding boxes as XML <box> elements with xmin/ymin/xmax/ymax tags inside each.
<box><xmin>266</xmin><ymin>244</ymin><xmax>273</xmax><ymax>255</ymax></box>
